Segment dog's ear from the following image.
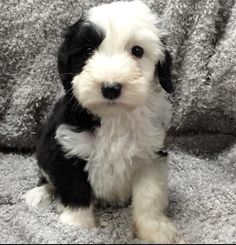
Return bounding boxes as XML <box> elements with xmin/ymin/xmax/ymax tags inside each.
<box><xmin>155</xmin><ymin>49</ymin><xmax>174</xmax><ymax>93</ymax></box>
<box><xmin>57</xmin><ymin>19</ymin><xmax>84</xmax><ymax>90</ymax></box>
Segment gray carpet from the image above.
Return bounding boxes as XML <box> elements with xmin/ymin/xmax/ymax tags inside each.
<box><xmin>1</xmin><ymin>0</ymin><xmax>236</xmax><ymax>243</ymax></box>
<box><xmin>0</xmin><ymin>134</ymin><xmax>235</xmax><ymax>243</ymax></box>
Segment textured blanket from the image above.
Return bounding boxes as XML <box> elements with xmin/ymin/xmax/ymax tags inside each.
<box><xmin>0</xmin><ymin>0</ymin><xmax>236</xmax><ymax>244</ymax></box>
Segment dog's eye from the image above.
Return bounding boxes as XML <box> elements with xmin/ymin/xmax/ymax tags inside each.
<box><xmin>83</xmin><ymin>46</ymin><xmax>94</xmax><ymax>57</ymax></box>
<box><xmin>131</xmin><ymin>46</ymin><xmax>144</xmax><ymax>58</ymax></box>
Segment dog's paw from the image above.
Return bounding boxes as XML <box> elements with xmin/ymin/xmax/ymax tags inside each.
<box><xmin>55</xmin><ymin>124</ymin><xmax>93</xmax><ymax>158</ymax></box>
<box><xmin>134</xmin><ymin>215</ymin><xmax>177</xmax><ymax>244</ymax></box>
<box><xmin>59</xmin><ymin>206</ymin><xmax>96</xmax><ymax>229</ymax></box>
<box><xmin>23</xmin><ymin>185</ymin><xmax>53</xmax><ymax>208</ymax></box>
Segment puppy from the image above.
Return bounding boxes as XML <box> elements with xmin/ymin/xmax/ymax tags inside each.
<box><xmin>24</xmin><ymin>1</ymin><xmax>177</xmax><ymax>243</ymax></box>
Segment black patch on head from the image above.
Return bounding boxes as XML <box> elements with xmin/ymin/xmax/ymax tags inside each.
<box><xmin>56</xmin><ymin>18</ymin><xmax>102</xmax><ymax>132</ymax></box>
<box><xmin>155</xmin><ymin>49</ymin><xmax>174</xmax><ymax>93</ymax></box>
<box><xmin>57</xmin><ymin>18</ymin><xmax>105</xmax><ymax>91</ymax></box>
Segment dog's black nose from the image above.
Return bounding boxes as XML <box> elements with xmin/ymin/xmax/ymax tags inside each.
<box><xmin>101</xmin><ymin>83</ymin><xmax>122</xmax><ymax>100</ymax></box>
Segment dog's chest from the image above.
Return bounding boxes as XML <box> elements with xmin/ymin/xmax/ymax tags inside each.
<box><xmin>56</xmin><ymin>95</ymin><xmax>169</xmax><ymax>205</ymax></box>
<box><xmin>85</xmin><ymin>109</ymin><xmax>165</xmax><ymax>204</ymax></box>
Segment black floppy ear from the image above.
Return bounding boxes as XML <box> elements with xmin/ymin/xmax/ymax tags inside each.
<box><xmin>156</xmin><ymin>49</ymin><xmax>174</xmax><ymax>93</ymax></box>
<box><xmin>57</xmin><ymin>43</ymin><xmax>69</xmax><ymax>86</ymax></box>
<box><xmin>57</xmin><ymin>19</ymin><xmax>84</xmax><ymax>90</ymax></box>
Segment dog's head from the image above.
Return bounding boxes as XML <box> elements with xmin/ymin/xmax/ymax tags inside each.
<box><xmin>58</xmin><ymin>0</ymin><xmax>173</xmax><ymax>117</ymax></box>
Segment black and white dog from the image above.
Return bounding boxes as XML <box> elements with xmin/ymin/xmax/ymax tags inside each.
<box><xmin>24</xmin><ymin>1</ymin><xmax>177</xmax><ymax>243</ymax></box>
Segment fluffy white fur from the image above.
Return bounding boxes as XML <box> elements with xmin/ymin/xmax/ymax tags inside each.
<box><xmin>56</xmin><ymin>90</ymin><xmax>176</xmax><ymax>242</ymax></box>
<box><xmin>56</xmin><ymin>91</ymin><xmax>171</xmax><ymax>204</ymax></box>
<box><xmin>24</xmin><ymin>184</ymin><xmax>54</xmax><ymax>208</ymax></box>
<box><xmin>72</xmin><ymin>0</ymin><xmax>165</xmax><ymax>117</ymax></box>
<box><xmin>55</xmin><ymin>125</ymin><xmax>94</xmax><ymax>159</ymax></box>
<box><xmin>132</xmin><ymin>157</ymin><xmax>177</xmax><ymax>243</ymax></box>
<box><xmin>59</xmin><ymin>206</ymin><xmax>96</xmax><ymax>228</ymax></box>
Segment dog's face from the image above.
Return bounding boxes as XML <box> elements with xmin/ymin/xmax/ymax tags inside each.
<box><xmin>58</xmin><ymin>1</ymin><xmax>173</xmax><ymax>117</ymax></box>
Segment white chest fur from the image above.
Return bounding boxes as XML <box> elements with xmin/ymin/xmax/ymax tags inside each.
<box><xmin>55</xmin><ymin>92</ymin><xmax>171</xmax><ymax>205</ymax></box>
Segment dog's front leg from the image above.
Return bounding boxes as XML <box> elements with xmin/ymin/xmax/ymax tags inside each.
<box><xmin>49</xmin><ymin>155</ymin><xmax>96</xmax><ymax>229</ymax></box>
<box><xmin>132</xmin><ymin>157</ymin><xmax>177</xmax><ymax>243</ymax></box>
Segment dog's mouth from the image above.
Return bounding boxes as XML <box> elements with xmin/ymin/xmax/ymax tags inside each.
<box><xmin>107</xmin><ymin>100</ymin><xmax>119</xmax><ymax>106</ymax></box>
<box><xmin>84</xmin><ymin>99</ymin><xmax>138</xmax><ymax>118</ymax></box>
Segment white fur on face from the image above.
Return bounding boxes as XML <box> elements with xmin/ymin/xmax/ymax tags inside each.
<box><xmin>72</xmin><ymin>0</ymin><xmax>165</xmax><ymax>117</ymax></box>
